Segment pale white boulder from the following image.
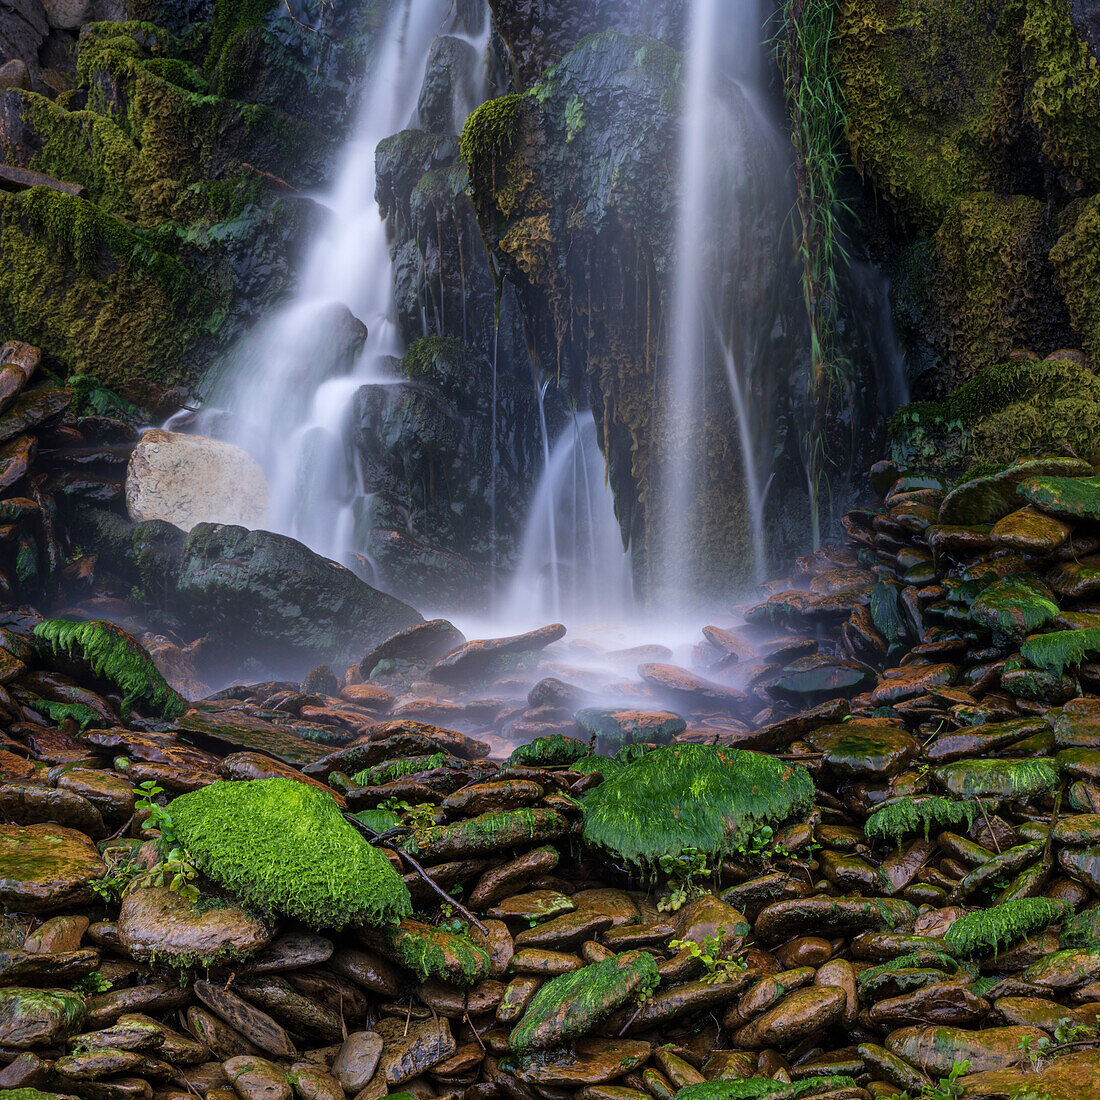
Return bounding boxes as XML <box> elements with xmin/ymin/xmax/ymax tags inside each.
<box><xmin>125</xmin><ymin>429</ymin><xmax>268</xmax><ymax>533</ymax></box>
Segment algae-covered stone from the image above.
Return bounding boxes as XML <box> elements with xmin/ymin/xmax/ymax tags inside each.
<box><xmin>575</xmin><ymin>709</ymin><xmax>686</xmax><ymax>751</ymax></box>
<box><xmin>403</xmin><ymin>808</ymin><xmax>568</xmax><ymax>862</ymax></box>
<box><xmin>0</xmin><ymin>823</ymin><xmax>105</xmax><ymax>912</ymax></box>
<box><xmin>968</xmin><ymin>574</ymin><xmax>1058</xmax><ymax>647</ymax></box>
<box><xmin>170</xmin><ymin>778</ymin><xmax>411</xmax><ymax>930</ymax></box>
<box><xmin>935</xmin><ymin>758</ymin><xmax>1060</xmax><ymax>800</ymax></box>
<box><xmin>579</xmin><ymin>744</ymin><xmax>814</xmax><ymax>867</ymax></box>
<box><xmin>1018</xmin><ymin>474</ymin><xmax>1100</xmax><ymax>521</ymax></box>
<box><xmin>509</xmin><ymin>950</ymin><xmax>658</xmax><ymax>1053</ymax></box>
<box><xmin>33</xmin><ymin>619</ymin><xmax>185</xmax><ymax>721</ymax></box>
<box><xmin>887</xmin><ymin>1025</ymin><xmax>1045</xmax><ymax>1075</ymax></box>
<box><xmin>991</xmin><ymin>505</ymin><xmax>1072</xmax><ymax>552</ymax></box>
<box><xmin>117</xmin><ymin>886</ymin><xmax>274</xmax><ymax>969</ymax></box>
<box><xmin>938</xmin><ymin>459</ymin><xmax>1092</xmax><ymax>525</ymax></box>
<box><xmin>507</xmin><ymin>734</ymin><xmax>589</xmax><ymax>768</ymax></box>
<box><xmin>0</xmin><ymin>987</ymin><xmax>85</xmax><ymax>1048</ymax></box>
<box><xmin>808</xmin><ymin>724</ymin><xmax>919</xmax><ymax>778</ymax></box>
<box><xmin>374</xmin><ymin>919</ymin><xmax>491</xmax><ymax>986</ymax></box>
<box><xmin>956</xmin><ymin>1050</ymin><xmax>1100</xmax><ymax>1100</ymax></box>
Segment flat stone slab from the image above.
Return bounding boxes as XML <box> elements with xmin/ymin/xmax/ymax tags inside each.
<box><xmin>0</xmin><ymin>823</ymin><xmax>105</xmax><ymax>912</ymax></box>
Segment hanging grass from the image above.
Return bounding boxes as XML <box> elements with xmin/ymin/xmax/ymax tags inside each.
<box><xmin>856</xmin><ymin>951</ymin><xmax>961</xmax><ymax>986</ymax></box>
<box><xmin>935</xmin><ymin>758</ymin><xmax>1061</xmax><ymax>801</ymax></box>
<box><xmin>944</xmin><ymin>898</ymin><xmax>1072</xmax><ymax>958</ymax></box>
<box><xmin>579</xmin><ymin>744</ymin><xmax>814</xmax><ymax>868</ymax></box>
<box><xmin>33</xmin><ymin>618</ymin><xmax>185</xmax><ymax>721</ymax></box>
<box><xmin>1022</xmin><ymin>627</ymin><xmax>1100</xmax><ymax>677</ymax></box>
<box><xmin>864</xmin><ymin>796</ymin><xmax>981</xmax><ymax>843</ymax></box>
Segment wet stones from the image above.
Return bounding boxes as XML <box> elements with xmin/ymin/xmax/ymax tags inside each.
<box><xmin>0</xmin><ymin>987</ymin><xmax>85</xmax><ymax>1048</ymax></box>
<box><xmin>117</xmin><ymin>887</ymin><xmax>274</xmax><ymax>969</ymax></box>
<box><xmin>808</xmin><ymin>723</ymin><xmax>919</xmax><ymax>778</ymax></box>
<box><xmin>331</xmin><ymin>1030</ymin><xmax>383</xmax><ymax>1091</ymax></box>
<box><xmin>732</xmin><ymin>985</ymin><xmax>845</xmax><ymax>1048</ymax></box>
<box><xmin>0</xmin><ymin>823</ymin><xmax>105</xmax><ymax>911</ymax></box>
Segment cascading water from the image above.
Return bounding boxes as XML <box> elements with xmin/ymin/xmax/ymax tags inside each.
<box><xmin>659</xmin><ymin>0</ymin><xmax>792</xmax><ymax>607</ymax></box>
<box><xmin>202</xmin><ymin>0</ymin><xmax>489</xmax><ymax>566</ymax></box>
<box><xmin>506</xmin><ymin>413</ymin><xmax>633</xmax><ymax>627</ymax></box>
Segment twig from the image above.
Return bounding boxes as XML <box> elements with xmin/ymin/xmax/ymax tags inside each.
<box><xmin>976</xmin><ymin>798</ymin><xmax>1001</xmax><ymax>855</ymax></box>
<box><xmin>343</xmin><ymin>812</ymin><xmax>487</xmax><ymax>934</ymax></box>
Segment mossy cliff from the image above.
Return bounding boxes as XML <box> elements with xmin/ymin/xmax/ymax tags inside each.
<box><xmin>839</xmin><ymin>0</ymin><xmax>1100</xmax><ymax>463</ymax></box>
<box><xmin>462</xmin><ymin>32</ymin><xmax>797</xmax><ymax>595</ymax></box>
<box><xmin>0</xmin><ymin>2</ymin><xmax>385</xmax><ymax>398</ymax></box>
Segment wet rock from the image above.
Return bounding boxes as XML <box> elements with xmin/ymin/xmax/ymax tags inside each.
<box><xmin>512</xmin><ymin>1038</ymin><xmax>652</xmax><ymax>1087</ymax></box>
<box><xmin>991</xmin><ymin>505</ymin><xmax>1072</xmax><ymax>552</ymax></box>
<box><xmin>0</xmin><ymin>986</ymin><xmax>85</xmax><ymax>1048</ymax></box>
<box><xmin>330</xmin><ymin>1030</ymin><xmax>384</xmax><ymax>1091</ymax></box>
<box><xmin>118</xmin><ymin>886</ymin><xmax>273</xmax><ymax>968</ymax></box>
<box><xmin>402</xmin><ymin>808</ymin><xmax>568</xmax><ymax>861</ymax></box>
<box><xmin>54</xmin><ymin>1047</ymin><xmax>174</xmax><ymax>1082</ymax></box>
<box><xmin>222</xmin><ymin>1054</ymin><xmax>292</xmax><ymax>1100</ymax></box>
<box><xmin>887</xmin><ymin>1025</ymin><xmax>1046</xmax><ymax>1075</ymax></box>
<box><xmin>575</xmin><ymin>708</ymin><xmax>686</xmax><ymax>750</ymax></box>
<box><xmin>375</xmin><ymin>1014</ymin><xmax>456</xmax><ymax>1084</ymax></box>
<box><xmin>809</xmin><ymin>724</ymin><xmax>919</xmax><ymax>778</ymax></box>
<box><xmin>938</xmin><ymin>458</ymin><xmax>1091</xmax><ymax>525</ymax></box>
<box><xmin>126</xmin><ymin>431</ymin><xmax>269</xmax><ymax>533</ymax></box>
<box><xmin>194</xmin><ymin>979</ymin><xmax>296</xmax><ymax>1059</ymax></box>
<box><xmin>245</xmin><ymin>932</ymin><xmax>333</xmax><ymax>974</ymax></box>
<box><xmin>359</xmin><ymin>618</ymin><xmax>466</xmax><ymax>676</ymax></box>
<box><xmin>469</xmin><ymin>846</ymin><xmax>560</xmax><ymax>908</ymax></box>
<box><xmin>430</xmin><ymin>624</ymin><xmax>565</xmax><ymax>683</ymax></box>
<box><xmin>366</xmin><ymin>919</ymin><xmax>492</xmax><ymax>985</ymax></box>
<box><xmin>0</xmin><ymin>783</ymin><xmax>105</xmax><ymax>836</ymax></box>
<box><xmin>733</xmin><ymin>986</ymin><xmax>844</xmax><ymax>1047</ymax></box>
<box><xmin>289</xmin><ymin>1061</ymin><xmax>344</xmax><ymax>1100</ymax></box>
<box><xmin>0</xmin><ymin>822</ymin><xmax>105</xmax><ymax>911</ymax></box>
<box><xmin>178</xmin><ymin>524</ymin><xmax>422</xmax><ymax>676</ymax></box>
<box><xmin>955</xmin><ymin>1049</ymin><xmax>1100</xmax><ymax>1099</ymax></box>
<box><xmin>186</xmin><ymin>1006</ymin><xmax>261</xmax><ymax>1061</ymax></box>
<box><xmin>868</xmin><ymin>982</ymin><xmax>991</xmax><ymax>1026</ymax></box>
<box><xmin>0</xmin><ymin>947</ymin><xmax>99</xmax><ymax>984</ymax></box>
<box><xmin>755</xmin><ymin>896</ymin><xmax>916</xmax><ymax>943</ymax></box>
<box><xmin>638</xmin><ymin>663</ymin><xmax>747</xmax><ymax>705</ymax></box>
<box><xmin>442</xmin><ymin>779</ymin><xmax>544</xmax><ymax>815</ymax></box>
<box><xmin>23</xmin><ymin>914</ymin><xmax>88</xmax><ymax>954</ymax></box>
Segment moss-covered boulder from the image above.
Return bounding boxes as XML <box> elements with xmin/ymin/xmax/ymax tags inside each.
<box><xmin>968</xmin><ymin>574</ymin><xmax>1059</xmax><ymax>647</ymax></box>
<box><xmin>579</xmin><ymin>744</ymin><xmax>815</xmax><ymax>867</ymax></box>
<box><xmin>508</xmin><ymin>950</ymin><xmax>659</xmax><ymax>1053</ymax></box>
<box><xmin>33</xmin><ymin>618</ymin><xmax>185</xmax><ymax>721</ymax></box>
<box><xmin>169</xmin><ymin>778</ymin><xmax>412</xmax><ymax>930</ymax></box>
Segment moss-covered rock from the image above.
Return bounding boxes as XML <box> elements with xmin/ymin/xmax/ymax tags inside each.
<box><xmin>33</xmin><ymin>618</ymin><xmax>185</xmax><ymax>721</ymax></box>
<box><xmin>170</xmin><ymin>778</ymin><xmax>412</xmax><ymax>930</ymax></box>
<box><xmin>579</xmin><ymin>744</ymin><xmax>815</xmax><ymax>868</ymax></box>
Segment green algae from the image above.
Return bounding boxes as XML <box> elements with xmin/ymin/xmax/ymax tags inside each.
<box><xmin>864</xmin><ymin>796</ymin><xmax>979</xmax><ymax>844</ymax></box>
<box><xmin>673</xmin><ymin>1079</ymin><xmax>857</xmax><ymax>1100</ymax></box>
<box><xmin>508</xmin><ymin>950</ymin><xmax>659</xmax><ymax>1053</ymax></box>
<box><xmin>507</xmin><ymin>734</ymin><xmax>589</xmax><ymax>768</ymax></box>
<box><xmin>1022</xmin><ymin>627</ymin><xmax>1100</xmax><ymax>677</ymax></box>
<box><xmin>351</xmin><ymin>754</ymin><xmax>447</xmax><ymax>787</ymax></box>
<box><xmin>386</xmin><ymin>921</ymin><xmax>491</xmax><ymax>986</ymax></box>
<box><xmin>935</xmin><ymin>758</ymin><xmax>1060</xmax><ymax>800</ymax></box>
<box><xmin>579</xmin><ymin>744</ymin><xmax>815</xmax><ymax>868</ymax></box>
<box><xmin>170</xmin><ymin>778</ymin><xmax>411</xmax><ymax>930</ymax></box>
<box><xmin>944</xmin><ymin>897</ymin><xmax>1072</xmax><ymax>958</ymax></box>
<box><xmin>33</xmin><ymin>619</ymin><xmax>184</xmax><ymax>722</ymax></box>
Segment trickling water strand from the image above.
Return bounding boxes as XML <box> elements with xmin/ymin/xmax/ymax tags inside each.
<box><xmin>206</xmin><ymin>0</ymin><xmax>489</xmax><ymax>565</ymax></box>
<box><xmin>534</xmin><ymin>379</ymin><xmax>561</xmax><ymax>617</ymax></box>
<box><xmin>507</xmin><ymin>414</ymin><xmax>632</xmax><ymax>628</ymax></box>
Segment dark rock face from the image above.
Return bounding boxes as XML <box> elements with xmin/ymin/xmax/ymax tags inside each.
<box><xmin>176</xmin><ymin>524</ymin><xmax>423</xmax><ymax>678</ymax></box>
<box><xmin>488</xmin><ymin>0</ymin><xmax>686</xmax><ymax>87</ymax></box>
<box><xmin>0</xmin><ymin>0</ymin><xmax>48</xmax><ymax>69</ymax></box>
<box><xmin>1071</xmin><ymin>0</ymin><xmax>1100</xmax><ymax>56</ymax></box>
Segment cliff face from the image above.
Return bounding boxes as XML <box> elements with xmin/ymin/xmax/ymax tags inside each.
<box><xmin>0</xmin><ymin>0</ymin><xmax>383</xmax><ymax>404</ymax></box>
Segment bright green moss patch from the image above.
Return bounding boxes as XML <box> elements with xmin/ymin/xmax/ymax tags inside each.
<box><xmin>34</xmin><ymin>619</ymin><xmax>185</xmax><ymax>721</ymax></box>
<box><xmin>579</xmin><ymin>744</ymin><xmax>815</xmax><ymax>868</ymax></box>
<box><xmin>25</xmin><ymin>699</ymin><xmax>106</xmax><ymax>733</ymax></box>
<box><xmin>386</xmin><ymin>920</ymin><xmax>491</xmax><ymax>985</ymax></box>
<box><xmin>170</xmin><ymin>778</ymin><xmax>412</xmax><ymax>930</ymax></box>
<box><xmin>945</xmin><ymin>898</ymin><xmax>1072</xmax><ymax>957</ymax></box>
<box><xmin>509</xmin><ymin>950</ymin><xmax>659</xmax><ymax>1053</ymax></box>
<box><xmin>351</xmin><ymin>754</ymin><xmax>447</xmax><ymax>787</ymax></box>
<box><xmin>507</xmin><ymin>734</ymin><xmax>589</xmax><ymax>768</ymax></box>
<box><xmin>864</xmin><ymin>796</ymin><xmax>979</xmax><ymax>843</ymax></box>
<box><xmin>673</xmin><ymin>1079</ymin><xmax>857</xmax><ymax>1100</ymax></box>
<box><xmin>1022</xmin><ymin>627</ymin><xmax>1100</xmax><ymax>676</ymax></box>
<box><xmin>969</xmin><ymin>574</ymin><xmax>1059</xmax><ymax>647</ymax></box>
<box><xmin>1017</xmin><ymin>475</ymin><xmax>1100</xmax><ymax>520</ymax></box>
<box><xmin>935</xmin><ymin>758</ymin><xmax>1060</xmax><ymax>801</ymax></box>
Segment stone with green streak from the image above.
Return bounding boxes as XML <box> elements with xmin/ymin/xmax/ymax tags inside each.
<box><xmin>886</xmin><ymin>1025</ymin><xmax>1045</xmax><ymax>1076</ymax></box>
<box><xmin>968</xmin><ymin>574</ymin><xmax>1058</xmax><ymax>646</ymax></box>
<box><xmin>0</xmin><ymin>823</ymin><xmax>105</xmax><ymax>912</ymax></box>
<box><xmin>368</xmin><ymin>920</ymin><xmax>492</xmax><ymax>986</ymax></box>
<box><xmin>0</xmin><ymin>987</ymin><xmax>85</xmax><ymax>1049</ymax></box>
<box><xmin>509</xmin><ymin>950</ymin><xmax>658</xmax><ymax>1053</ymax></box>
<box><xmin>934</xmin><ymin>758</ymin><xmax>1060</xmax><ymax>800</ymax></box>
<box><xmin>938</xmin><ymin>459</ymin><xmax>1092</xmax><ymax>526</ymax></box>
<box><xmin>1017</xmin><ymin>474</ymin><xmax>1100</xmax><ymax>521</ymax></box>
<box><xmin>403</xmin><ymin>809</ymin><xmax>568</xmax><ymax>863</ymax></box>
<box><xmin>990</xmin><ymin>505</ymin><xmax>1072</xmax><ymax>551</ymax></box>
<box><xmin>808</xmin><ymin>725</ymin><xmax>919</xmax><ymax>778</ymax></box>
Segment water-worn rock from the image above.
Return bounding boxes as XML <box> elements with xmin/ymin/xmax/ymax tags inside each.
<box><xmin>0</xmin><ymin>986</ymin><xmax>85</xmax><ymax>1048</ymax></box>
<box><xmin>887</xmin><ymin>1025</ymin><xmax>1046</xmax><ymax>1075</ymax></box>
<box><xmin>126</xmin><ymin>430</ymin><xmax>269</xmax><ymax>533</ymax></box>
<box><xmin>193</xmin><ymin>980</ymin><xmax>296</xmax><ymax>1059</ymax></box>
<box><xmin>375</xmin><ymin>1014</ymin><xmax>456</xmax><ymax>1084</ymax></box>
<box><xmin>177</xmin><ymin>523</ymin><xmax>422</xmax><ymax>676</ymax></box>
<box><xmin>222</xmin><ymin>1054</ymin><xmax>292</xmax><ymax>1099</ymax></box>
<box><xmin>732</xmin><ymin>986</ymin><xmax>845</xmax><ymax>1047</ymax></box>
<box><xmin>118</xmin><ymin>886</ymin><xmax>273</xmax><ymax>968</ymax></box>
<box><xmin>0</xmin><ymin>823</ymin><xmax>105</xmax><ymax>911</ymax></box>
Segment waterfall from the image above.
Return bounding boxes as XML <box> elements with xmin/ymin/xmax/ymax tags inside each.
<box><xmin>659</xmin><ymin>0</ymin><xmax>789</xmax><ymax>606</ymax></box>
<box><xmin>506</xmin><ymin>414</ymin><xmax>633</xmax><ymax>627</ymax></box>
<box><xmin>203</xmin><ymin>0</ymin><xmax>489</xmax><ymax>565</ymax></box>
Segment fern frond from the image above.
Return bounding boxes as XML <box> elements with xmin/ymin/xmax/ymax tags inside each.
<box><xmin>944</xmin><ymin>898</ymin><xmax>1072</xmax><ymax>958</ymax></box>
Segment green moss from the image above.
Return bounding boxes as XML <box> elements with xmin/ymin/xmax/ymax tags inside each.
<box><xmin>1022</xmin><ymin>0</ymin><xmax>1100</xmax><ymax>185</ymax></box>
<box><xmin>674</xmin><ymin>1080</ymin><xmax>857</xmax><ymax>1100</ymax></box>
<box><xmin>33</xmin><ymin>619</ymin><xmax>185</xmax><ymax>722</ymax></box>
<box><xmin>935</xmin><ymin>757</ymin><xmax>1060</xmax><ymax>800</ymax></box>
<box><xmin>351</xmin><ymin>754</ymin><xmax>447</xmax><ymax>787</ymax></box>
<box><xmin>170</xmin><ymin>778</ymin><xmax>412</xmax><ymax>930</ymax></box>
<box><xmin>865</xmin><ymin>796</ymin><xmax>980</xmax><ymax>843</ymax></box>
<box><xmin>507</xmin><ymin>734</ymin><xmax>589</xmax><ymax>768</ymax></box>
<box><xmin>890</xmin><ymin>357</ymin><xmax>1100</xmax><ymax>471</ymax></box>
<box><xmin>387</xmin><ymin>922</ymin><xmax>491</xmax><ymax>985</ymax></box>
<box><xmin>459</xmin><ymin>93</ymin><xmax>529</xmax><ymax>218</ymax></box>
<box><xmin>25</xmin><ymin>698</ymin><xmax>106</xmax><ymax>733</ymax></box>
<box><xmin>969</xmin><ymin>574</ymin><xmax>1059</xmax><ymax>646</ymax></box>
<box><xmin>837</xmin><ymin>0</ymin><xmax>1017</xmax><ymax>228</ymax></box>
<box><xmin>856</xmin><ymin>952</ymin><xmax>960</xmax><ymax>986</ymax></box>
<box><xmin>509</xmin><ymin>951</ymin><xmax>659</xmax><ymax>1053</ymax></box>
<box><xmin>579</xmin><ymin>744</ymin><xmax>815</xmax><ymax>868</ymax></box>
<box><xmin>206</xmin><ymin>0</ymin><xmax>279</xmax><ymax>75</ymax></box>
<box><xmin>944</xmin><ymin>898</ymin><xmax>1072</xmax><ymax>957</ymax></box>
<box><xmin>404</xmin><ymin>808</ymin><xmax>559</xmax><ymax>860</ymax></box>
<box><xmin>1022</xmin><ymin>627</ymin><xmax>1100</xmax><ymax>676</ymax></box>
<box><xmin>1052</xmin><ymin>196</ymin><xmax>1100</xmax><ymax>366</ymax></box>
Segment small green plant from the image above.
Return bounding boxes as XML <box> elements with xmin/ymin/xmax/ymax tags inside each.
<box><xmin>1018</xmin><ymin>1022</ymin><xmax>1096</xmax><ymax>1068</ymax></box>
<box><xmin>921</xmin><ymin>1061</ymin><xmax>972</xmax><ymax>1100</ymax></box>
<box><xmin>379</xmin><ymin>798</ymin><xmax>438</xmax><ymax>831</ymax></box>
<box><xmin>564</xmin><ymin>94</ymin><xmax>585</xmax><ymax>142</ymax></box>
<box><xmin>73</xmin><ymin>971</ymin><xmax>112</xmax><ymax>996</ymax></box>
<box><xmin>655</xmin><ymin>848</ymin><xmax>710</xmax><ymax>913</ymax></box>
<box><xmin>669</xmin><ymin>926</ymin><xmax>749</xmax><ymax>985</ymax></box>
<box><xmin>131</xmin><ymin>781</ymin><xmax>200</xmax><ymax>904</ymax></box>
